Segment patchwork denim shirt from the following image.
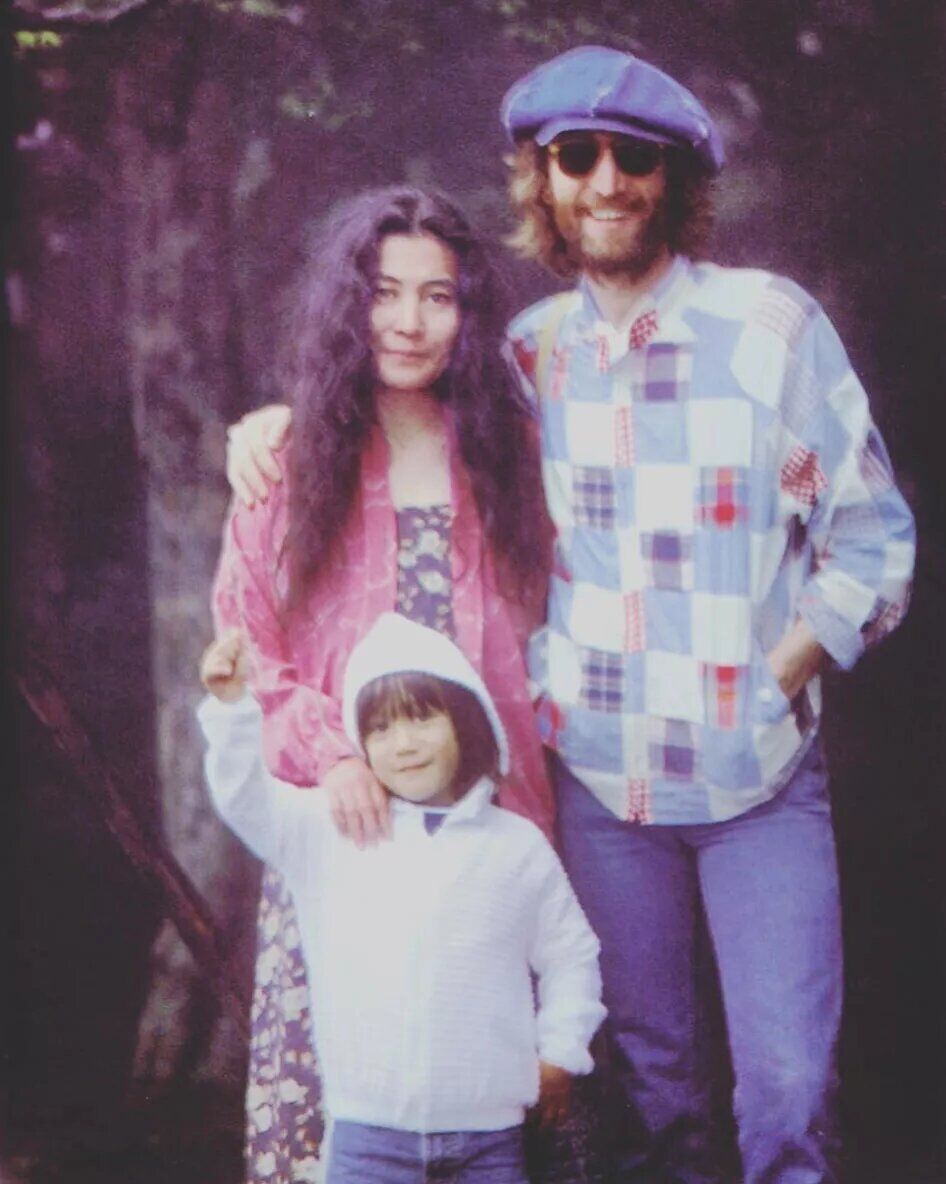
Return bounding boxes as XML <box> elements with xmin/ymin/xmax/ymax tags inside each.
<box><xmin>507</xmin><ymin>258</ymin><xmax>915</xmax><ymax>824</ymax></box>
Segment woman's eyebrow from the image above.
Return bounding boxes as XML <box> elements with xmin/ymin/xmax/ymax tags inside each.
<box><xmin>376</xmin><ymin>273</ymin><xmax>456</xmax><ymax>287</ymax></box>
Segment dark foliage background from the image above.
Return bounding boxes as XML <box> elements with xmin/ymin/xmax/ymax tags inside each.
<box><xmin>4</xmin><ymin>1</ymin><xmax>944</xmax><ymax>1181</ymax></box>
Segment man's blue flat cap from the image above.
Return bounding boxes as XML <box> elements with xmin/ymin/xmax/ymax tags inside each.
<box><xmin>501</xmin><ymin>45</ymin><xmax>724</xmax><ymax>174</ymax></box>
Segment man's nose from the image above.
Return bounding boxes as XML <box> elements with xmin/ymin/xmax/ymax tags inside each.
<box><xmin>587</xmin><ymin>146</ymin><xmax>622</xmax><ymax>198</ymax></box>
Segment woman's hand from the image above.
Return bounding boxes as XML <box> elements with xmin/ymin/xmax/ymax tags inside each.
<box><xmin>200</xmin><ymin>630</ymin><xmax>250</xmax><ymax>702</ymax></box>
<box><xmin>532</xmin><ymin>1061</ymin><xmax>573</xmax><ymax>1128</ymax></box>
<box><xmin>226</xmin><ymin>404</ymin><xmax>292</xmax><ymax>507</ymax></box>
<box><xmin>323</xmin><ymin>757</ymin><xmax>392</xmax><ymax>848</ymax></box>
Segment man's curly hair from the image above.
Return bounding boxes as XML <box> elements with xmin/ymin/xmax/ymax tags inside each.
<box><xmin>505</xmin><ymin>140</ymin><xmax>715</xmax><ymax>278</ymax></box>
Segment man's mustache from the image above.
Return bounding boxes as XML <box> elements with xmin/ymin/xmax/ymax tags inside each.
<box><xmin>580</xmin><ymin>198</ymin><xmax>650</xmax><ymax>216</ymax></box>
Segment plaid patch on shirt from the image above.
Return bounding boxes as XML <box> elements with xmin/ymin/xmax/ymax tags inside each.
<box><xmin>641</xmin><ymin>343</ymin><xmax>689</xmax><ymax>402</ymax></box>
<box><xmin>642</xmin><ymin>531</ymin><xmax>692</xmax><ymax>590</ymax></box>
<box><xmin>573</xmin><ymin>467</ymin><xmax>617</xmax><ymax>530</ymax></box>
<box><xmin>702</xmin><ymin>663</ymin><xmax>741</xmax><ymax>729</ymax></box>
<box><xmin>580</xmin><ymin>649</ymin><xmax>624</xmax><ymax>713</ymax></box>
<box><xmin>697</xmin><ymin>467</ymin><xmax>749</xmax><ymax>528</ymax></box>
<box><xmin>649</xmin><ymin>718</ymin><xmax>697</xmax><ymax>780</ymax></box>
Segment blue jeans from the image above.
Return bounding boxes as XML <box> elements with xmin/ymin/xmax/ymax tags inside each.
<box><xmin>555</xmin><ymin>743</ymin><xmax>842</xmax><ymax>1184</ymax></box>
<box><xmin>327</xmin><ymin>1121</ymin><xmax>528</xmax><ymax>1183</ymax></box>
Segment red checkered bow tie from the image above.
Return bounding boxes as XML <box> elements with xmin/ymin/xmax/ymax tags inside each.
<box><xmin>629</xmin><ymin>308</ymin><xmax>658</xmax><ymax>350</ymax></box>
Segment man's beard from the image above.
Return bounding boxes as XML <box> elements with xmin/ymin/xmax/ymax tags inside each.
<box><xmin>564</xmin><ymin>193</ymin><xmax>669</xmax><ymax>281</ymax></box>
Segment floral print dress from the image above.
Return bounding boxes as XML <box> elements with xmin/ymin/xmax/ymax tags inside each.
<box><xmin>244</xmin><ymin>506</ymin><xmax>455</xmax><ymax>1183</ymax></box>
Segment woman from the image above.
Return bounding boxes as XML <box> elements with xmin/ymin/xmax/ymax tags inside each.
<box><xmin>213</xmin><ymin>186</ymin><xmax>556</xmax><ymax>1182</ymax></box>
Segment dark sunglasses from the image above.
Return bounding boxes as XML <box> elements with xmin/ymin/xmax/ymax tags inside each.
<box><xmin>548</xmin><ymin>134</ymin><xmax>664</xmax><ymax>179</ymax></box>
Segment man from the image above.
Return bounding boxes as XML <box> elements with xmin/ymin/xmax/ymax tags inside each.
<box><xmin>226</xmin><ymin>46</ymin><xmax>915</xmax><ymax>1184</ymax></box>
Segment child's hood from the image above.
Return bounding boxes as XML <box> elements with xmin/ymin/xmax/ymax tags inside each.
<box><xmin>341</xmin><ymin>613</ymin><xmax>510</xmax><ymax>775</ymax></box>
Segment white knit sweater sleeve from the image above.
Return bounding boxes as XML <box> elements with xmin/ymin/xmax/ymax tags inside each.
<box><xmin>528</xmin><ymin>837</ymin><xmax>606</xmax><ymax>1075</ymax></box>
<box><xmin>197</xmin><ymin>692</ymin><xmax>327</xmax><ymax>874</ymax></box>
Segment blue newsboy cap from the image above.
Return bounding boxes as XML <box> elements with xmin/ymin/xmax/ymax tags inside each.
<box><xmin>500</xmin><ymin>45</ymin><xmax>724</xmax><ymax>174</ymax></box>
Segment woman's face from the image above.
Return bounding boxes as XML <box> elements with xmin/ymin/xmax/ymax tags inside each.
<box><xmin>369</xmin><ymin>233</ymin><xmax>460</xmax><ymax>395</ymax></box>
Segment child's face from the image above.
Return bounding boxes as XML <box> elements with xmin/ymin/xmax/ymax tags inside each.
<box><xmin>363</xmin><ymin>708</ymin><xmax>460</xmax><ymax>807</ymax></box>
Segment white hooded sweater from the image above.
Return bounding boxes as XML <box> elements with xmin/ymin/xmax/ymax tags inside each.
<box><xmin>200</xmin><ymin>614</ymin><xmax>604</xmax><ymax>1134</ymax></box>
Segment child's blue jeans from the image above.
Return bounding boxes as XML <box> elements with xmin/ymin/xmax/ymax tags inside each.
<box><xmin>327</xmin><ymin>1121</ymin><xmax>528</xmax><ymax>1183</ymax></box>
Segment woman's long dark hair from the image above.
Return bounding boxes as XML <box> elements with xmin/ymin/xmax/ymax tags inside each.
<box><xmin>279</xmin><ymin>186</ymin><xmax>549</xmax><ymax>613</ymax></box>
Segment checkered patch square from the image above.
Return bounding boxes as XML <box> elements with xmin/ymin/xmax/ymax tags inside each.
<box><xmin>781</xmin><ymin>353</ymin><xmax>820</xmax><ymax>436</ymax></box>
<box><xmin>702</xmin><ymin>663</ymin><xmax>743</xmax><ymax>729</ymax></box>
<box><xmin>573</xmin><ymin>466</ymin><xmax>617</xmax><ymax>530</ymax></box>
<box><xmin>629</xmin><ymin>309</ymin><xmax>658</xmax><ymax>351</ymax></box>
<box><xmin>580</xmin><ymin>649</ymin><xmax>625</xmax><ymax>714</ymax></box>
<box><xmin>649</xmin><ymin>718</ymin><xmax>697</xmax><ymax>781</ymax></box>
<box><xmin>642</xmin><ymin>531</ymin><xmax>692</xmax><ymax>590</ymax></box>
<box><xmin>626</xmin><ymin>778</ymin><xmax>652</xmax><ymax>823</ymax></box>
<box><xmin>640</xmin><ymin>343</ymin><xmax>690</xmax><ymax>402</ymax></box>
<box><xmin>780</xmin><ymin>445</ymin><xmax>827</xmax><ymax>508</ymax></box>
<box><xmin>697</xmin><ymin>467</ymin><xmax>749</xmax><ymax>529</ymax></box>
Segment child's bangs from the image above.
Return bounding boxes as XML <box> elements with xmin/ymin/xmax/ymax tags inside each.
<box><xmin>356</xmin><ymin>671</ymin><xmax>449</xmax><ymax>737</ymax></box>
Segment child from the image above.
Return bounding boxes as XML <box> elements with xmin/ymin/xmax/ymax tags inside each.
<box><xmin>198</xmin><ymin>612</ymin><xmax>605</xmax><ymax>1184</ymax></box>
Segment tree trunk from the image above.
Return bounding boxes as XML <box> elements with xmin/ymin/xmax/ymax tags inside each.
<box><xmin>107</xmin><ymin>11</ymin><xmax>260</xmax><ymax>1087</ymax></box>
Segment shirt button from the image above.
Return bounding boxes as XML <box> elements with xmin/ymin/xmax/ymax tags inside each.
<box><xmin>758</xmin><ymin>687</ymin><xmax>774</xmax><ymax>703</ymax></box>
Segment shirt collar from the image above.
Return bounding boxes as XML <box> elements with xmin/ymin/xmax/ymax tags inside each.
<box><xmin>389</xmin><ymin>776</ymin><xmax>496</xmax><ymax>830</ymax></box>
<box><xmin>575</xmin><ymin>255</ymin><xmax>693</xmax><ymax>366</ymax></box>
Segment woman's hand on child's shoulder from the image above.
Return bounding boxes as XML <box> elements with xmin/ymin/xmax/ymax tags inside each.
<box><xmin>323</xmin><ymin>757</ymin><xmax>392</xmax><ymax>848</ymax></box>
<box><xmin>533</xmin><ymin>1060</ymin><xmax>573</xmax><ymax>1128</ymax></box>
<box><xmin>200</xmin><ymin>630</ymin><xmax>250</xmax><ymax>703</ymax></box>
